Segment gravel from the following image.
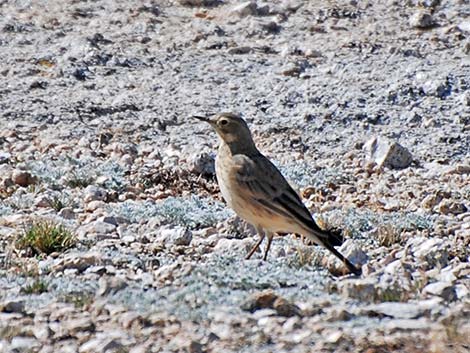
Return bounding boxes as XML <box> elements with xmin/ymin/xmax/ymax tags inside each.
<box><xmin>1</xmin><ymin>0</ymin><xmax>469</xmax><ymax>352</ymax></box>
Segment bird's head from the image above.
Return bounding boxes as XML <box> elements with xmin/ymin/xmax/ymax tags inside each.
<box><xmin>193</xmin><ymin>113</ymin><xmax>255</xmax><ymax>149</ymax></box>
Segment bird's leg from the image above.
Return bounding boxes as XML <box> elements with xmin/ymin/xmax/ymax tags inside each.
<box><xmin>263</xmin><ymin>232</ymin><xmax>274</xmax><ymax>261</ymax></box>
<box><xmin>245</xmin><ymin>227</ymin><xmax>265</xmax><ymax>260</ymax></box>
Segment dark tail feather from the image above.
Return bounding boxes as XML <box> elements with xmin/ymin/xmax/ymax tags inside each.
<box><xmin>327</xmin><ymin>227</ymin><xmax>344</xmax><ymax>246</ymax></box>
<box><xmin>322</xmin><ymin>240</ymin><xmax>362</xmax><ymax>276</ymax></box>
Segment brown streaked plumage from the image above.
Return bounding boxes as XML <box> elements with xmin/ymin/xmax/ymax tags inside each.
<box><xmin>194</xmin><ymin>113</ymin><xmax>361</xmax><ymax>276</ymax></box>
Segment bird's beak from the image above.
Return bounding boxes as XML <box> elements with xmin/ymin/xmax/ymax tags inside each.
<box><xmin>192</xmin><ymin>115</ymin><xmax>216</xmax><ymax>127</ymax></box>
<box><xmin>192</xmin><ymin>115</ymin><xmax>210</xmax><ymax>122</ymax></box>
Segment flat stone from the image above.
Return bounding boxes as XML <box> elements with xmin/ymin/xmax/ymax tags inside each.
<box><xmin>385</xmin><ymin>318</ymin><xmax>432</xmax><ymax>332</ymax></box>
<box><xmin>230</xmin><ymin>1</ymin><xmax>258</xmax><ymax>18</ymax></box>
<box><xmin>12</xmin><ymin>170</ymin><xmax>37</xmax><ymax>186</ymax></box>
<box><xmin>79</xmin><ymin>337</ymin><xmax>124</xmax><ymax>353</ymax></box>
<box><xmin>0</xmin><ymin>299</ymin><xmax>26</xmax><ymax>314</ymax></box>
<box><xmin>85</xmin><ymin>220</ymin><xmax>117</xmax><ymax>234</ymax></box>
<box><xmin>241</xmin><ymin>290</ymin><xmax>278</xmax><ymax>313</ymax></box>
<box><xmin>83</xmin><ymin>185</ymin><xmax>108</xmax><ymax>202</ymax></box>
<box><xmin>0</xmin><ymin>152</ymin><xmax>11</xmax><ymax>164</ymax></box>
<box><xmin>340</xmin><ymin>279</ymin><xmax>377</xmax><ymax>302</ymax></box>
<box><xmin>64</xmin><ymin>317</ymin><xmax>96</xmax><ymax>336</ymax></box>
<box><xmin>362</xmin><ymin>302</ymin><xmax>426</xmax><ymax>319</ymax></box>
<box><xmin>241</xmin><ymin>290</ymin><xmax>300</xmax><ymax>317</ymax></box>
<box><xmin>10</xmin><ymin>336</ymin><xmax>40</xmax><ymax>350</ymax></box>
<box><xmin>58</xmin><ymin>207</ymin><xmax>75</xmax><ymax>219</ymax></box>
<box><xmin>423</xmin><ymin>281</ymin><xmax>457</xmax><ymax>301</ymax></box>
<box><xmin>188</xmin><ymin>151</ymin><xmax>215</xmax><ymax>176</ymax></box>
<box><xmin>410</xmin><ymin>237</ymin><xmax>449</xmax><ymax>269</ymax></box>
<box><xmin>454</xmin><ymin>284</ymin><xmax>469</xmax><ymax>299</ymax></box>
<box><xmin>52</xmin><ymin>252</ymin><xmax>102</xmax><ymax>273</ymax></box>
<box><xmin>97</xmin><ymin>276</ymin><xmax>128</xmax><ymax>296</ymax></box>
<box><xmin>409</xmin><ymin>11</ymin><xmax>435</xmax><ymax>29</ymax></box>
<box><xmin>84</xmin><ymin>200</ymin><xmax>106</xmax><ymax>212</ymax></box>
<box><xmin>272</xmin><ymin>297</ymin><xmax>302</xmax><ymax>317</ymax></box>
<box><xmin>157</xmin><ymin>226</ymin><xmax>192</xmax><ymax>246</ymax></box>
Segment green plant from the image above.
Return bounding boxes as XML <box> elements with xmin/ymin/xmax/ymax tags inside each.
<box><xmin>49</xmin><ymin>195</ymin><xmax>66</xmax><ymax>211</ymax></box>
<box><xmin>16</xmin><ymin>221</ymin><xmax>75</xmax><ymax>255</ymax></box>
<box><xmin>48</xmin><ymin>193</ymin><xmax>76</xmax><ymax>211</ymax></box>
<box><xmin>61</xmin><ymin>292</ymin><xmax>94</xmax><ymax>308</ymax></box>
<box><xmin>21</xmin><ymin>279</ymin><xmax>49</xmax><ymax>294</ymax></box>
<box><xmin>66</xmin><ymin>172</ymin><xmax>94</xmax><ymax>188</ymax></box>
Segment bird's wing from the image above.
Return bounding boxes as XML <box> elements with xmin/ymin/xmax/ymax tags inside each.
<box><xmin>231</xmin><ymin>153</ymin><xmax>329</xmax><ymax>240</ymax></box>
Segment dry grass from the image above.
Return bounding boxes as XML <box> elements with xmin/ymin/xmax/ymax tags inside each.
<box><xmin>16</xmin><ymin>221</ymin><xmax>75</xmax><ymax>256</ymax></box>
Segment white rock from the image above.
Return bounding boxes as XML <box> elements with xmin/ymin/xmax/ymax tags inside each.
<box><xmin>363</xmin><ymin>136</ymin><xmax>412</xmax><ymax>169</ymax></box>
<box><xmin>410</xmin><ymin>237</ymin><xmax>450</xmax><ymax>268</ymax></box>
<box><xmin>120</xmin><ymin>154</ymin><xmax>134</xmax><ymax>166</ymax></box>
<box><xmin>327</xmin><ymin>239</ymin><xmax>368</xmax><ymax>275</ymax></box>
<box><xmin>157</xmin><ymin>226</ymin><xmax>192</xmax><ymax>246</ymax></box>
<box><xmin>231</xmin><ymin>1</ymin><xmax>258</xmax><ymax>18</ymax></box>
<box><xmin>58</xmin><ymin>207</ymin><xmax>75</xmax><ymax>219</ymax></box>
<box><xmin>35</xmin><ymin>195</ymin><xmax>51</xmax><ymax>207</ymax></box>
<box><xmin>63</xmin><ymin>317</ymin><xmax>95</xmax><ymax>335</ymax></box>
<box><xmin>86</xmin><ymin>220</ymin><xmax>117</xmax><ymax>234</ymax></box>
<box><xmin>454</xmin><ymin>284</ymin><xmax>469</xmax><ymax>299</ymax></box>
<box><xmin>32</xmin><ymin>324</ymin><xmax>51</xmax><ymax>341</ymax></box>
<box><xmin>423</xmin><ymin>281</ymin><xmax>457</xmax><ymax>301</ymax></box>
<box><xmin>188</xmin><ymin>152</ymin><xmax>215</xmax><ymax>176</ymax></box>
<box><xmin>121</xmin><ymin>235</ymin><xmax>136</xmax><ymax>244</ymax></box>
<box><xmin>340</xmin><ymin>279</ymin><xmax>377</xmax><ymax>301</ymax></box>
<box><xmin>83</xmin><ymin>185</ymin><xmax>108</xmax><ymax>202</ymax></box>
<box><xmin>85</xmin><ymin>200</ymin><xmax>105</xmax><ymax>212</ymax></box>
<box><xmin>79</xmin><ymin>337</ymin><xmax>123</xmax><ymax>353</ymax></box>
<box><xmin>457</xmin><ymin>21</ymin><xmax>470</xmax><ymax>33</ymax></box>
<box><xmin>213</xmin><ymin>238</ymin><xmax>251</xmax><ymax>256</ymax></box>
<box><xmin>362</xmin><ymin>302</ymin><xmax>425</xmax><ymax>319</ymax></box>
<box><xmin>409</xmin><ymin>11</ymin><xmax>435</xmax><ymax>29</ymax></box>
<box><xmin>0</xmin><ymin>299</ymin><xmax>26</xmax><ymax>313</ymax></box>
<box><xmin>52</xmin><ymin>252</ymin><xmax>101</xmax><ymax>273</ymax></box>
<box><xmin>385</xmin><ymin>318</ymin><xmax>432</xmax><ymax>331</ymax></box>
<box><xmin>325</xmin><ymin>330</ymin><xmax>343</xmax><ymax>343</ymax></box>
<box><xmin>340</xmin><ymin>239</ymin><xmax>368</xmax><ymax>265</ymax></box>
<box><xmin>434</xmin><ymin>265</ymin><xmax>457</xmax><ymax>283</ymax></box>
<box><xmin>384</xmin><ymin>259</ymin><xmax>405</xmax><ymax>275</ymax></box>
<box><xmin>0</xmin><ymin>152</ymin><xmax>11</xmax><ymax>164</ymax></box>
<box><xmin>11</xmin><ymin>337</ymin><xmax>40</xmax><ymax>350</ymax></box>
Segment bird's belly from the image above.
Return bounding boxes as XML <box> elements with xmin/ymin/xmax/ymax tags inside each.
<box><xmin>225</xmin><ymin>192</ymin><xmax>303</xmax><ymax>234</ymax></box>
<box><xmin>216</xmin><ymin>155</ymin><xmax>303</xmax><ymax>234</ymax></box>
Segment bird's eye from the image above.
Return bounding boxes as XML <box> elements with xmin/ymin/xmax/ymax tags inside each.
<box><xmin>219</xmin><ymin>119</ymin><xmax>228</xmax><ymax>126</ymax></box>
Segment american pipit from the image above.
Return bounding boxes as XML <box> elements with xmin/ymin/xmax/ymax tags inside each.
<box><xmin>194</xmin><ymin>113</ymin><xmax>361</xmax><ymax>276</ymax></box>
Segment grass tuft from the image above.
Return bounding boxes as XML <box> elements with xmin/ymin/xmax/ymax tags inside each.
<box><xmin>61</xmin><ymin>291</ymin><xmax>94</xmax><ymax>308</ymax></box>
<box><xmin>16</xmin><ymin>221</ymin><xmax>75</xmax><ymax>256</ymax></box>
<box><xmin>66</xmin><ymin>171</ymin><xmax>94</xmax><ymax>188</ymax></box>
<box><xmin>21</xmin><ymin>279</ymin><xmax>49</xmax><ymax>294</ymax></box>
<box><xmin>48</xmin><ymin>193</ymin><xmax>76</xmax><ymax>212</ymax></box>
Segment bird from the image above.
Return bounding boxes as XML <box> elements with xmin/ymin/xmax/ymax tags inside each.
<box><xmin>193</xmin><ymin>113</ymin><xmax>362</xmax><ymax>276</ymax></box>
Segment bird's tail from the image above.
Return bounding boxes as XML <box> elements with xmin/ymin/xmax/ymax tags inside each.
<box><xmin>326</xmin><ymin>227</ymin><xmax>344</xmax><ymax>246</ymax></box>
<box><xmin>321</xmin><ymin>239</ymin><xmax>362</xmax><ymax>276</ymax></box>
<box><xmin>301</xmin><ymin>218</ymin><xmax>362</xmax><ymax>275</ymax></box>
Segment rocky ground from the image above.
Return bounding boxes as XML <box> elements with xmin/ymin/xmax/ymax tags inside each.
<box><xmin>0</xmin><ymin>0</ymin><xmax>469</xmax><ymax>352</ymax></box>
